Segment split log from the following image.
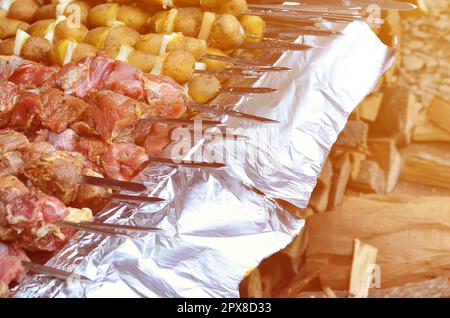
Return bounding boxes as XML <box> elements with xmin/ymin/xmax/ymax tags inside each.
<box><xmin>349</xmin><ymin>152</ymin><xmax>367</xmax><ymax>181</ymax></box>
<box><xmin>358</xmin><ymin>93</ymin><xmax>383</xmax><ymax>122</ymax></box>
<box><xmin>348</xmin><ymin>159</ymin><xmax>386</xmax><ymax>193</ymax></box>
<box><xmin>309</xmin><ymin>159</ymin><xmax>333</xmax><ymax>213</ymax></box>
<box><xmin>414</xmin><ymin>111</ymin><xmax>450</xmax><ymax>142</ymax></box>
<box><xmin>427</xmin><ymin>96</ymin><xmax>450</xmax><ymax>134</ymax></box>
<box><xmin>403</xmin><ymin>153</ymin><xmax>450</xmax><ymax>190</ymax></box>
<box><xmin>369</xmin><ymin>277</ymin><xmax>450</xmax><ymax>298</ymax></box>
<box><xmin>304</xmin><ymin>195</ymin><xmax>450</xmax><ymax>290</ymax></box>
<box><xmin>327</xmin><ymin>153</ymin><xmax>352</xmax><ymax>210</ymax></box>
<box><xmin>370</xmin><ymin>86</ymin><xmax>417</xmax><ymax>146</ymax></box>
<box><xmin>368</xmin><ymin>138</ymin><xmax>402</xmax><ymax>192</ymax></box>
<box><xmin>348</xmin><ymin>239</ymin><xmax>378</xmax><ymax>298</ymax></box>
<box><xmin>336</xmin><ymin>120</ymin><xmax>369</xmax><ymax>149</ymax></box>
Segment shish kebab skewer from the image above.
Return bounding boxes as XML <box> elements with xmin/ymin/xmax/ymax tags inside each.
<box><xmin>0</xmin><ymin>241</ymin><xmax>85</xmax><ymax>297</ymax></box>
<box><xmin>82</xmin><ymin>3</ymin><xmax>323</xmax><ymax>51</ymax></box>
<box><xmin>1</xmin><ymin>26</ymin><xmax>280</xmax><ymax>104</ymax></box>
<box><xmin>0</xmin><ymin>176</ymin><xmax>161</xmax><ymax>257</ymax></box>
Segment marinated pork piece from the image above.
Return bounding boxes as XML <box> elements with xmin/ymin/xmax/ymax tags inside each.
<box><xmin>101</xmin><ymin>143</ymin><xmax>149</xmax><ymax>181</ymax></box>
<box><xmin>76</xmin><ymin>136</ymin><xmax>108</xmax><ymax>171</ymax></box>
<box><xmin>8</xmin><ymin>62</ymin><xmax>59</xmax><ymax>89</ymax></box>
<box><xmin>83</xmin><ymin>90</ymin><xmax>142</xmax><ymax>143</ymax></box>
<box><xmin>73</xmin><ymin>168</ymin><xmax>111</xmax><ymax>213</ymax></box>
<box><xmin>55</xmin><ymin>54</ymin><xmax>114</xmax><ymax>98</ymax></box>
<box><xmin>0</xmin><ymin>129</ymin><xmax>29</xmax><ymax>178</ymax></box>
<box><xmin>8</xmin><ymin>91</ymin><xmax>41</xmax><ymax>134</ymax></box>
<box><xmin>0</xmin><ymin>129</ymin><xmax>29</xmax><ymax>153</ymax></box>
<box><xmin>143</xmin><ymin>123</ymin><xmax>174</xmax><ymax>157</ymax></box>
<box><xmin>101</xmin><ymin>60</ymin><xmax>146</xmax><ymax>101</ymax></box>
<box><xmin>0</xmin><ymin>152</ymin><xmax>24</xmax><ymax>178</ymax></box>
<box><xmin>0</xmin><ymin>242</ymin><xmax>29</xmax><ymax>297</ymax></box>
<box><xmin>143</xmin><ymin>73</ymin><xmax>187</xmax><ymax>119</ymax></box>
<box><xmin>0</xmin><ymin>82</ymin><xmax>20</xmax><ymax>128</ymax></box>
<box><xmin>0</xmin><ymin>175</ymin><xmax>70</xmax><ymax>251</ymax></box>
<box><xmin>23</xmin><ymin>142</ymin><xmax>84</xmax><ymax>204</ymax></box>
<box><xmin>0</xmin><ymin>56</ymin><xmax>27</xmax><ymax>82</ymax></box>
<box><xmin>38</xmin><ymin>89</ymin><xmax>89</xmax><ymax>133</ymax></box>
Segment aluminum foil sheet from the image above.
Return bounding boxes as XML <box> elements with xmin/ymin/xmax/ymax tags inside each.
<box><xmin>14</xmin><ymin>166</ymin><xmax>303</xmax><ymax>297</ymax></box>
<box><xmin>13</xmin><ymin>21</ymin><xmax>393</xmax><ymax>298</ymax></box>
<box><xmin>207</xmin><ymin>21</ymin><xmax>395</xmax><ymax>207</ymax></box>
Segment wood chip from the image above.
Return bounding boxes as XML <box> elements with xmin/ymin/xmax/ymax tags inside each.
<box><xmin>368</xmin><ymin>138</ymin><xmax>402</xmax><ymax>192</ymax></box>
<box><xmin>403</xmin><ymin>153</ymin><xmax>450</xmax><ymax>190</ymax></box>
<box><xmin>427</xmin><ymin>96</ymin><xmax>450</xmax><ymax>134</ymax></box>
<box><xmin>348</xmin><ymin>239</ymin><xmax>378</xmax><ymax>298</ymax></box>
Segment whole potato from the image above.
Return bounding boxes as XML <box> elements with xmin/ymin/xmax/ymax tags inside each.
<box><xmin>0</xmin><ymin>19</ymin><xmax>29</xmax><ymax>40</ymax></box>
<box><xmin>8</xmin><ymin>0</ymin><xmax>39</xmax><ymax>23</ymax></box>
<box><xmin>167</xmin><ymin>36</ymin><xmax>206</xmax><ymax>59</ymax></box>
<box><xmin>210</xmin><ymin>14</ymin><xmax>245</xmax><ymax>50</ymax></box>
<box><xmin>21</xmin><ymin>36</ymin><xmax>51</xmax><ymax>62</ymax></box>
<box><xmin>104</xmin><ymin>25</ymin><xmax>140</xmax><ymax>48</ymax></box>
<box><xmin>128</xmin><ymin>50</ymin><xmax>158</xmax><ymax>73</ymax></box>
<box><xmin>71</xmin><ymin>43</ymin><xmax>98</xmax><ymax>63</ymax></box>
<box><xmin>87</xmin><ymin>3</ymin><xmax>120</xmax><ymax>28</ymax></box>
<box><xmin>162</xmin><ymin>49</ymin><xmax>195</xmax><ymax>84</ymax></box>
<box><xmin>85</xmin><ymin>26</ymin><xmax>109</xmax><ymax>49</ymax></box>
<box><xmin>135</xmin><ymin>33</ymin><xmax>163</xmax><ymax>55</ymax></box>
<box><xmin>239</xmin><ymin>15</ymin><xmax>265</xmax><ymax>42</ymax></box>
<box><xmin>116</xmin><ymin>5</ymin><xmax>150</xmax><ymax>33</ymax></box>
<box><xmin>27</xmin><ymin>19</ymin><xmax>54</xmax><ymax>37</ymax></box>
<box><xmin>54</xmin><ymin>20</ymin><xmax>88</xmax><ymax>43</ymax></box>
<box><xmin>174</xmin><ymin>7</ymin><xmax>203</xmax><ymax>37</ymax></box>
<box><xmin>200</xmin><ymin>0</ymin><xmax>230</xmax><ymax>9</ymax></box>
<box><xmin>200</xmin><ymin>47</ymin><xmax>230</xmax><ymax>72</ymax></box>
<box><xmin>215</xmin><ymin>0</ymin><xmax>248</xmax><ymax>17</ymax></box>
<box><xmin>35</xmin><ymin>4</ymin><xmax>56</xmax><ymax>21</ymax></box>
<box><xmin>0</xmin><ymin>39</ymin><xmax>15</xmax><ymax>56</ymax></box>
<box><xmin>188</xmin><ymin>75</ymin><xmax>221</xmax><ymax>104</ymax></box>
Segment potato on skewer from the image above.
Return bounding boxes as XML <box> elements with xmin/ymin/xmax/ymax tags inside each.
<box><xmin>0</xmin><ymin>18</ymin><xmax>28</xmax><ymax>39</ymax></box>
<box><xmin>87</xmin><ymin>3</ymin><xmax>150</xmax><ymax>33</ymax></box>
<box><xmin>35</xmin><ymin>0</ymin><xmax>91</xmax><ymax>25</ymax></box>
<box><xmin>0</xmin><ymin>0</ymin><xmax>38</xmax><ymax>23</ymax></box>
<box><xmin>149</xmin><ymin>8</ymin><xmax>264</xmax><ymax>50</ymax></box>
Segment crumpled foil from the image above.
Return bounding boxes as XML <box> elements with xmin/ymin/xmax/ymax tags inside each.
<box><xmin>212</xmin><ymin>21</ymin><xmax>394</xmax><ymax>207</ymax></box>
<box><xmin>13</xmin><ymin>21</ymin><xmax>393</xmax><ymax>297</ymax></box>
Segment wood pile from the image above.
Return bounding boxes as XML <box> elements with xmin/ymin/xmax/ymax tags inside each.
<box><xmin>240</xmin><ymin>0</ymin><xmax>450</xmax><ymax>298</ymax></box>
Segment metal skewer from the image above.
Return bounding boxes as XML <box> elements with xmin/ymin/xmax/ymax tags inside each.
<box><xmin>80</xmin><ymin>175</ymin><xmax>147</xmax><ymax>192</ymax></box>
<box><xmin>22</xmin><ymin>261</ymin><xmax>88</xmax><ymax>281</ymax></box>
<box><xmin>221</xmin><ymin>86</ymin><xmax>278</xmax><ymax>94</ymax></box>
<box><xmin>148</xmin><ymin>157</ymin><xmax>226</xmax><ymax>168</ymax></box>
<box><xmin>188</xmin><ymin>102</ymin><xmax>279</xmax><ymax>124</ymax></box>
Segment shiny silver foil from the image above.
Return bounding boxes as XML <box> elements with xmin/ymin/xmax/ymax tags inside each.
<box><xmin>14</xmin><ymin>167</ymin><xmax>303</xmax><ymax>297</ymax></box>
<box><xmin>13</xmin><ymin>21</ymin><xmax>393</xmax><ymax>297</ymax></box>
<box><xmin>214</xmin><ymin>21</ymin><xmax>394</xmax><ymax>207</ymax></box>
